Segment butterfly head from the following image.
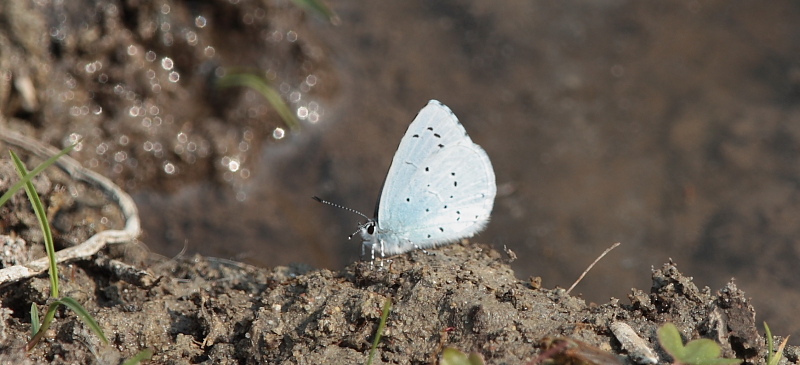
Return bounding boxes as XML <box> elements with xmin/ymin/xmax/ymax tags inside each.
<box><xmin>355</xmin><ymin>219</ymin><xmax>377</xmax><ymax>241</ymax></box>
<box><xmin>352</xmin><ymin>218</ymin><xmax>385</xmax><ymax>261</ymax></box>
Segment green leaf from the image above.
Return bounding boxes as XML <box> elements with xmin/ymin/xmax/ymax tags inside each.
<box><xmin>658</xmin><ymin>323</ymin><xmax>686</xmax><ymax>360</ymax></box>
<box><xmin>440</xmin><ymin>348</ymin><xmax>485</xmax><ymax>365</ymax></box>
<box><xmin>696</xmin><ymin>359</ymin><xmax>743</xmax><ymax>365</ymax></box>
<box><xmin>683</xmin><ymin>339</ymin><xmax>722</xmax><ymax>361</ymax></box>
<box><xmin>467</xmin><ymin>352</ymin><xmax>486</xmax><ymax>365</ymax></box>
<box><xmin>657</xmin><ymin>323</ymin><xmax>741</xmax><ymax>365</ymax></box>
<box><xmin>682</xmin><ymin>339</ymin><xmax>738</xmax><ymax>365</ymax></box>
<box><xmin>122</xmin><ymin>348</ymin><xmax>154</xmax><ymax>365</ymax></box>
<box><xmin>30</xmin><ymin>303</ymin><xmax>40</xmax><ymax>337</ymax></box>
<box><xmin>441</xmin><ymin>348</ymin><xmax>469</xmax><ymax>365</ymax></box>
<box><xmin>26</xmin><ymin>298</ymin><xmax>108</xmax><ymax>351</ymax></box>
<box><xmin>0</xmin><ymin>143</ymin><xmax>77</xmax><ymax>209</ymax></box>
<box><xmin>11</xmin><ymin>150</ymin><xmax>59</xmax><ymax>298</ymax></box>
<box><xmin>59</xmin><ymin>297</ymin><xmax>108</xmax><ymax>344</ymax></box>
<box><xmin>27</xmin><ymin>301</ymin><xmax>59</xmax><ymax>351</ymax></box>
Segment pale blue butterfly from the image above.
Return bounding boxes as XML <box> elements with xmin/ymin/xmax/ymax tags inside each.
<box><xmin>315</xmin><ymin>100</ymin><xmax>496</xmax><ymax>261</ymax></box>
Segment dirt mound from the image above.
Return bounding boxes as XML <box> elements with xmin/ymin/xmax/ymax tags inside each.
<box><xmin>0</xmin><ymin>236</ymin><xmax>786</xmax><ymax>364</ymax></box>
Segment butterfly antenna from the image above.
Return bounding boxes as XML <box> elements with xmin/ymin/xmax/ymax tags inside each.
<box><xmin>312</xmin><ymin>196</ymin><xmax>370</xmax><ymax>220</ymax></box>
<box><xmin>347</xmin><ymin>228</ymin><xmax>363</xmax><ymax>240</ymax></box>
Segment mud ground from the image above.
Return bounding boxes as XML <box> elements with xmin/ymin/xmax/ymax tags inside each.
<box><xmin>0</xmin><ymin>231</ymin><xmax>790</xmax><ymax>363</ymax></box>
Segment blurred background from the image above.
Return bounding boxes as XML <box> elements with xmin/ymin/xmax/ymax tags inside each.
<box><xmin>1</xmin><ymin>1</ymin><xmax>799</xmax><ymax>338</ymax></box>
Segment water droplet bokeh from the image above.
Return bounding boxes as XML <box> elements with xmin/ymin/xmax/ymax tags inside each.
<box><xmin>34</xmin><ymin>1</ymin><xmax>332</xmax><ymax>195</ymax></box>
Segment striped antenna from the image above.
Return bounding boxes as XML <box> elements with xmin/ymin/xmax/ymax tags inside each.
<box><xmin>312</xmin><ymin>196</ymin><xmax>370</xmax><ymax>220</ymax></box>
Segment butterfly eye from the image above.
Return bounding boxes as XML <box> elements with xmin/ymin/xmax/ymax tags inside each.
<box><xmin>367</xmin><ymin>223</ymin><xmax>375</xmax><ymax>235</ymax></box>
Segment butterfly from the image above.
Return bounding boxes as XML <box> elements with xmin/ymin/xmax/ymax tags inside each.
<box><xmin>315</xmin><ymin>100</ymin><xmax>496</xmax><ymax>261</ymax></box>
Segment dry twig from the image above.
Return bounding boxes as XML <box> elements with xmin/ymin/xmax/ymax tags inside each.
<box><xmin>0</xmin><ymin>128</ymin><xmax>141</xmax><ymax>286</ymax></box>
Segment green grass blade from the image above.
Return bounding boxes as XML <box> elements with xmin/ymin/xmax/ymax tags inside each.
<box><xmin>217</xmin><ymin>72</ymin><xmax>300</xmax><ymax>131</ymax></box>
<box><xmin>27</xmin><ymin>302</ymin><xmax>59</xmax><ymax>351</ymax></box>
<box><xmin>10</xmin><ymin>150</ymin><xmax>59</xmax><ymax>298</ymax></box>
<box><xmin>366</xmin><ymin>297</ymin><xmax>392</xmax><ymax>365</ymax></box>
<box><xmin>290</xmin><ymin>0</ymin><xmax>340</xmax><ymax>25</ymax></box>
<box><xmin>765</xmin><ymin>322</ymin><xmax>789</xmax><ymax>365</ymax></box>
<box><xmin>30</xmin><ymin>303</ymin><xmax>40</xmax><ymax>337</ymax></box>
<box><xmin>122</xmin><ymin>348</ymin><xmax>154</xmax><ymax>365</ymax></box>
<box><xmin>0</xmin><ymin>143</ymin><xmax>77</xmax><ymax>208</ymax></box>
<box><xmin>59</xmin><ymin>297</ymin><xmax>108</xmax><ymax>344</ymax></box>
<box><xmin>773</xmin><ymin>337</ymin><xmax>790</xmax><ymax>365</ymax></box>
<box><xmin>765</xmin><ymin>322</ymin><xmax>775</xmax><ymax>365</ymax></box>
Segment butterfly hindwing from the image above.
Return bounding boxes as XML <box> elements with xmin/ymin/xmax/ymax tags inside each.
<box><xmin>380</xmin><ymin>144</ymin><xmax>495</xmax><ymax>247</ymax></box>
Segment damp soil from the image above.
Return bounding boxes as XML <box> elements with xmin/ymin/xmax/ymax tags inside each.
<box><xmin>0</xmin><ymin>159</ymin><xmax>796</xmax><ymax>364</ymax></box>
<box><xmin>0</xmin><ymin>236</ymin><xmax>789</xmax><ymax>364</ymax></box>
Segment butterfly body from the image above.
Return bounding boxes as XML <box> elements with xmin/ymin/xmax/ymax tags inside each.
<box><xmin>359</xmin><ymin>100</ymin><xmax>496</xmax><ymax>259</ymax></box>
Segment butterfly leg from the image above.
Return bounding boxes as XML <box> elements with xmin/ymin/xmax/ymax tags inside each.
<box><xmin>365</xmin><ymin>241</ymin><xmax>381</xmax><ymax>267</ymax></box>
<box><xmin>378</xmin><ymin>240</ymin><xmax>386</xmax><ymax>267</ymax></box>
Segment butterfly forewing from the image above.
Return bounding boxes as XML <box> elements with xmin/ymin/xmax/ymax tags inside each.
<box><xmin>378</xmin><ymin>100</ymin><xmax>469</xmax><ymax>222</ymax></box>
<box><xmin>372</xmin><ymin>101</ymin><xmax>465</xmax><ymax>218</ymax></box>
